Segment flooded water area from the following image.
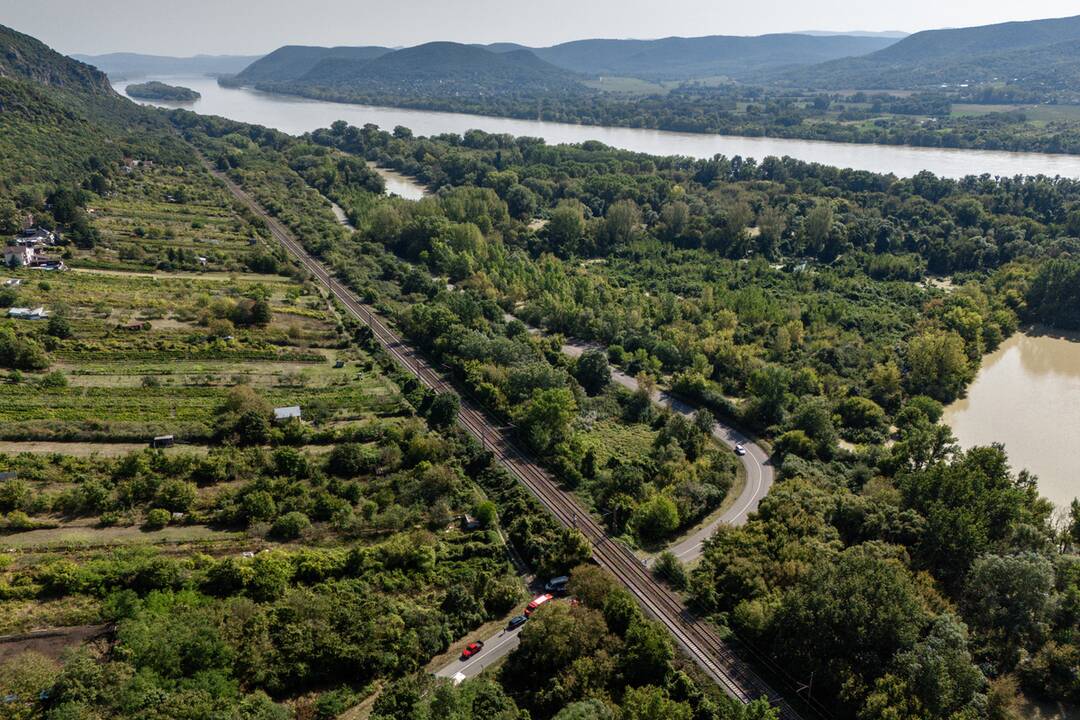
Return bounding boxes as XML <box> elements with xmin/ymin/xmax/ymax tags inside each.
<box><xmin>944</xmin><ymin>330</ymin><xmax>1080</xmax><ymax>510</ymax></box>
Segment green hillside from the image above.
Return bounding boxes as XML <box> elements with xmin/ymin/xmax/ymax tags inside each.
<box><xmin>0</xmin><ymin>24</ymin><xmax>114</xmax><ymax>95</ymax></box>
<box><xmin>231</xmin><ymin>33</ymin><xmax>897</xmax><ymax>88</ymax></box>
<box><xmin>526</xmin><ymin>33</ymin><xmax>898</xmax><ymax>81</ymax></box>
<box><xmin>0</xmin><ymin>25</ymin><xmax>185</xmax><ymax>201</ymax></box>
<box><xmin>291</xmin><ymin>42</ymin><xmax>585</xmax><ymax>97</ymax></box>
<box><xmin>225</xmin><ymin>44</ymin><xmax>391</xmax><ymax>85</ymax></box>
<box><xmin>788</xmin><ymin>14</ymin><xmax>1080</xmax><ymax>90</ymax></box>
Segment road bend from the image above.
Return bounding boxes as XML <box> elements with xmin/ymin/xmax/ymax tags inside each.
<box><xmin>206</xmin><ymin>163</ymin><xmax>806</xmax><ymax>720</ymax></box>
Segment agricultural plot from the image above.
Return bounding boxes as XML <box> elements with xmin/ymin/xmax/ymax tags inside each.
<box><xmin>0</xmin><ymin>262</ymin><xmax>406</xmax><ymax>444</ymax></box>
<box><xmin>73</xmin><ymin>163</ymin><xmax>283</xmax><ymax>274</ymax></box>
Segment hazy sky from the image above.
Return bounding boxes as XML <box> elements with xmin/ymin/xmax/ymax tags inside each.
<box><xmin>4</xmin><ymin>0</ymin><xmax>1080</xmax><ymax>56</ymax></box>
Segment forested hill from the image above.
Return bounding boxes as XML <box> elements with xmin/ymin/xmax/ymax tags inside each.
<box><xmin>518</xmin><ymin>33</ymin><xmax>899</xmax><ymax>81</ymax></box>
<box><xmin>0</xmin><ymin>24</ymin><xmax>114</xmax><ymax>95</ymax></box>
<box><xmin>226</xmin><ymin>44</ymin><xmax>391</xmax><ymax>84</ymax></box>
<box><xmin>787</xmin><ymin>13</ymin><xmax>1080</xmax><ymax>90</ymax></box>
<box><xmin>228</xmin><ymin>33</ymin><xmax>898</xmax><ymax>88</ymax></box>
<box><xmin>293</xmin><ymin>42</ymin><xmax>584</xmax><ymax>96</ymax></box>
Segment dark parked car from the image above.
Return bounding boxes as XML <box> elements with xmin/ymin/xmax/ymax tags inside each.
<box><xmin>544</xmin><ymin>575</ymin><xmax>569</xmax><ymax>594</ymax></box>
<box><xmin>507</xmin><ymin>615</ymin><xmax>528</xmax><ymax>630</ymax></box>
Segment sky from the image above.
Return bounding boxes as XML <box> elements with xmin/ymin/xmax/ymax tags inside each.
<box><xmin>3</xmin><ymin>0</ymin><xmax>1080</xmax><ymax>56</ymax></box>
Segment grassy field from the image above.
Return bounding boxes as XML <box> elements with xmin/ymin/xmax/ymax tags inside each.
<box><xmin>951</xmin><ymin>103</ymin><xmax>1080</xmax><ymax>122</ymax></box>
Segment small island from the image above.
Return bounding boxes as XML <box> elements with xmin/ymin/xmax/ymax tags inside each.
<box><xmin>125</xmin><ymin>80</ymin><xmax>201</xmax><ymax>101</ymax></box>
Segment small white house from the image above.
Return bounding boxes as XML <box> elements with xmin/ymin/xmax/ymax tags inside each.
<box><xmin>3</xmin><ymin>246</ymin><xmax>35</xmax><ymax>267</ymax></box>
<box><xmin>8</xmin><ymin>307</ymin><xmax>48</xmax><ymax>320</ymax></box>
<box><xmin>273</xmin><ymin>406</ymin><xmax>302</xmax><ymax>423</ymax></box>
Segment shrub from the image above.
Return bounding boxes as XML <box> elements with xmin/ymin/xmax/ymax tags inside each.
<box><xmin>37</xmin><ymin>370</ymin><xmax>67</xmax><ymax>389</ymax></box>
<box><xmin>328</xmin><ymin>442</ymin><xmax>379</xmax><ymax>477</ymax></box>
<box><xmin>271</xmin><ymin>511</ymin><xmax>311</xmax><ymax>540</ymax></box>
<box><xmin>653</xmin><ymin>551</ymin><xmax>688</xmax><ymax>590</ymax></box>
<box><xmin>143</xmin><ymin>508</ymin><xmax>170</xmax><ymax>529</ymax></box>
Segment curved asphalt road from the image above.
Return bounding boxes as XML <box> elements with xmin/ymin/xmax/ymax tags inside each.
<box><xmin>558</xmin><ymin>340</ymin><xmax>773</xmax><ymax>561</ymax></box>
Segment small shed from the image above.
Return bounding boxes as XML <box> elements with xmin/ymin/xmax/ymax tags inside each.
<box><xmin>273</xmin><ymin>406</ymin><xmax>302</xmax><ymax>423</ymax></box>
<box><xmin>8</xmin><ymin>307</ymin><xmax>48</xmax><ymax>320</ymax></box>
<box><xmin>150</xmin><ymin>435</ymin><xmax>174</xmax><ymax>449</ymax></box>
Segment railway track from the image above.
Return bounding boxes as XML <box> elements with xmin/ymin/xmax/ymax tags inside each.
<box><xmin>206</xmin><ymin>162</ymin><xmax>807</xmax><ymax>720</ymax></box>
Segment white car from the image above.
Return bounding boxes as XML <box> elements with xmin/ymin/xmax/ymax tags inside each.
<box><xmin>734</xmin><ymin>443</ymin><xmax>747</xmax><ymax>456</ymax></box>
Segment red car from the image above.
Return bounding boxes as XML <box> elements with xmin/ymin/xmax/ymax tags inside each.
<box><xmin>461</xmin><ymin>641</ymin><xmax>484</xmax><ymax>660</ymax></box>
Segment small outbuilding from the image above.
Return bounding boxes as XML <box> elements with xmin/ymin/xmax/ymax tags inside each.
<box><xmin>7</xmin><ymin>307</ymin><xmax>48</xmax><ymax>320</ymax></box>
<box><xmin>273</xmin><ymin>406</ymin><xmax>302</xmax><ymax>423</ymax></box>
<box><xmin>150</xmin><ymin>435</ymin><xmax>175</xmax><ymax>449</ymax></box>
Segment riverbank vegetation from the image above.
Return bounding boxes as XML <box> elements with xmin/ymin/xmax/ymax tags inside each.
<box><xmin>263</xmin><ymin>81</ymin><xmax>1080</xmax><ymax>155</ymax></box>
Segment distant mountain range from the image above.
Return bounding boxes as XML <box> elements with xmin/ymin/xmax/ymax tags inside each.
<box><xmin>71</xmin><ymin>52</ymin><xmax>262</xmax><ymax>79</ymax></box>
<box><xmin>225</xmin><ymin>41</ymin><xmax>584</xmax><ymax>100</ymax></box>
<box><xmin>786</xmin><ymin>14</ymin><xmax>1080</xmax><ymax>90</ymax></box>
<box><xmin>499</xmin><ymin>34</ymin><xmax>900</xmax><ymax>81</ymax></box>
<box><xmin>227</xmin><ymin>33</ymin><xmax>900</xmax><ymax>89</ymax></box>
<box><xmin>74</xmin><ymin>14</ymin><xmax>1080</xmax><ymax>99</ymax></box>
<box><xmin>795</xmin><ymin>30</ymin><xmax>910</xmax><ymax>39</ymax></box>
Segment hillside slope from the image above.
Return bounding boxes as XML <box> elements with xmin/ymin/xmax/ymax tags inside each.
<box><xmin>789</xmin><ymin>14</ymin><xmax>1080</xmax><ymax>90</ymax></box>
<box><xmin>528</xmin><ymin>33</ymin><xmax>899</xmax><ymax>80</ymax></box>
<box><xmin>227</xmin><ymin>44</ymin><xmax>391</xmax><ymax>84</ymax></box>
<box><xmin>0</xmin><ymin>24</ymin><xmax>184</xmax><ymax>196</ymax></box>
<box><xmin>285</xmin><ymin>42</ymin><xmax>587</xmax><ymax>97</ymax></box>
<box><xmin>232</xmin><ymin>33</ymin><xmax>897</xmax><ymax>88</ymax></box>
<box><xmin>0</xmin><ymin>24</ymin><xmax>114</xmax><ymax>95</ymax></box>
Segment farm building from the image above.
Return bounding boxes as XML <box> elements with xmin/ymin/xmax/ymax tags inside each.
<box><xmin>7</xmin><ymin>306</ymin><xmax>48</xmax><ymax>320</ymax></box>
<box><xmin>273</xmin><ymin>406</ymin><xmax>302</xmax><ymax>423</ymax></box>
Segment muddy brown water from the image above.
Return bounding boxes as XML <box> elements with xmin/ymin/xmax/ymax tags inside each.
<box><xmin>944</xmin><ymin>331</ymin><xmax>1080</xmax><ymax>511</ymax></box>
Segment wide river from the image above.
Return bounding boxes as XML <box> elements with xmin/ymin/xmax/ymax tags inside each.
<box><xmin>115</xmin><ymin>76</ymin><xmax>1080</xmax><ymax>180</ymax></box>
<box><xmin>943</xmin><ymin>332</ymin><xmax>1080</xmax><ymax>510</ymax></box>
<box><xmin>117</xmin><ymin>75</ymin><xmax>1080</xmax><ymax>508</ymax></box>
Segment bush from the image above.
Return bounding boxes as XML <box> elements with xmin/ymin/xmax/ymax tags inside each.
<box><xmin>143</xmin><ymin>508</ymin><xmax>170</xmax><ymax>530</ymax></box>
<box><xmin>271</xmin><ymin>511</ymin><xmax>311</xmax><ymax>540</ymax></box>
<box><xmin>47</xmin><ymin>315</ymin><xmax>73</xmax><ymax>339</ymax></box>
<box><xmin>653</xmin><ymin>551</ymin><xmax>688</xmax><ymax>590</ymax></box>
<box><xmin>474</xmin><ymin>500</ymin><xmax>497</xmax><ymax>528</ymax></box>
<box><xmin>4</xmin><ymin>510</ymin><xmax>35</xmax><ymax>530</ymax></box>
<box><xmin>631</xmin><ymin>494</ymin><xmax>680</xmax><ymax>543</ymax></box>
<box><xmin>427</xmin><ymin>391</ymin><xmax>460</xmax><ymax>428</ymax></box>
<box><xmin>327</xmin><ymin>442</ymin><xmax>379</xmax><ymax>477</ymax></box>
<box><xmin>38</xmin><ymin>370</ymin><xmax>68</xmax><ymax>388</ymax></box>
